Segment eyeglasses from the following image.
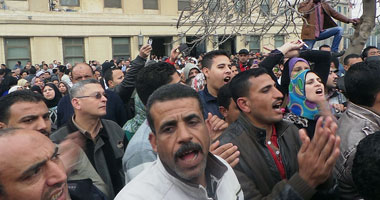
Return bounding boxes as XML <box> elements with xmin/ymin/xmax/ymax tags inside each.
<box><xmin>329</xmin><ymin>70</ymin><xmax>339</xmax><ymax>74</ymax></box>
<box><xmin>75</xmin><ymin>92</ymin><xmax>107</xmax><ymax>99</ymax></box>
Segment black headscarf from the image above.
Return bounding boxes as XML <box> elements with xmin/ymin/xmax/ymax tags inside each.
<box><xmin>30</xmin><ymin>85</ymin><xmax>42</xmax><ymax>95</ymax></box>
<box><xmin>43</xmin><ymin>83</ymin><xmax>62</xmax><ymax>108</ymax></box>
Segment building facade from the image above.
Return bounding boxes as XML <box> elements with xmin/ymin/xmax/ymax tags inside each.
<box><xmin>0</xmin><ymin>0</ymin><xmax>301</xmax><ymax>67</ymax></box>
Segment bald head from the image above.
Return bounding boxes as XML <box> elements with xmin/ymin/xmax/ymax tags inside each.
<box><xmin>71</xmin><ymin>63</ymin><xmax>95</xmax><ymax>84</ymax></box>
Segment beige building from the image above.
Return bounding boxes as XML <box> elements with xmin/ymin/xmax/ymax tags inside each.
<box><xmin>0</xmin><ymin>0</ymin><xmax>301</xmax><ymax>67</ymax></box>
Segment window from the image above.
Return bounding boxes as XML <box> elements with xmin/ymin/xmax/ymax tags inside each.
<box><xmin>274</xmin><ymin>35</ymin><xmax>284</xmax><ymax>48</ymax></box>
<box><xmin>112</xmin><ymin>38</ymin><xmax>131</xmax><ymax>60</ymax></box>
<box><xmin>60</xmin><ymin>0</ymin><xmax>79</xmax><ymax>6</ymax></box>
<box><xmin>62</xmin><ymin>38</ymin><xmax>85</xmax><ymax>65</ymax></box>
<box><xmin>337</xmin><ymin>6</ymin><xmax>341</xmax><ymax>13</ymax></box>
<box><xmin>105</xmin><ymin>0</ymin><xmax>121</xmax><ymax>8</ymax></box>
<box><xmin>260</xmin><ymin>0</ymin><xmax>270</xmax><ymax>15</ymax></box>
<box><xmin>178</xmin><ymin>0</ymin><xmax>191</xmax><ymax>11</ymax></box>
<box><xmin>4</xmin><ymin>38</ymin><xmax>31</xmax><ymax>68</ymax></box>
<box><xmin>344</xmin><ymin>7</ymin><xmax>347</xmax><ymax>15</ymax></box>
<box><xmin>249</xmin><ymin>36</ymin><xmax>260</xmax><ymax>53</ymax></box>
<box><xmin>143</xmin><ymin>0</ymin><xmax>158</xmax><ymax>9</ymax></box>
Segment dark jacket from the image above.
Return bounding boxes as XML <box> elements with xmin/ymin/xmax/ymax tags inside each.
<box><xmin>108</xmin><ymin>55</ymin><xmax>146</xmax><ymax>105</ymax></box>
<box><xmin>298</xmin><ymin>0</ymin><xmax>350</xmax><ymax>40</ymax></box>
<box><xmin>51</xmin><ymin>118</ymin><xmax>125</xmax><ymax>199</ymax></box>
<box><xmin>56</xmin><ymin>89</ymin><xmax>127</xmax><ymax>128</ymax></box>
<box><xmin>218</xmin><ymin>113</ymin><xmax>336</xmax><ymax>199</ymax></box>
<box><xmin>198</xmin><ymin>85</ymin><xmax>223</xmax><ymax>119</ymax></box>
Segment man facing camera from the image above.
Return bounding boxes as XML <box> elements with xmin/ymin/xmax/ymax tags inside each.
<box><xmin>115</xmin><ymin>84</ymin><xmax>243</xmax><ymax>200</ymax></box>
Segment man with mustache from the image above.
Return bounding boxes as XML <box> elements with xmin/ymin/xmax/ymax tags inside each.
<box><xmin>115</xmin><ymin>84</ymin><xmax>243</xmax><ymax>199</ymax></box>
<box><xmin>219</xmin><ymin>68</ymin><xmax>339</xmax><ymax>199</ymax></box>
<box><xmin>0</xmin><ymin>128</ymin><xmax>70</xmax><ymax>200</ymax></box>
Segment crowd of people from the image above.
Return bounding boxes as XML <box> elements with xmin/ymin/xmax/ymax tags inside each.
<box><xmin>1</xmin><ymin>39</ymin><xmax>380</xmax><ymax>199</ymax></box>
<box><xmin>1</xmin><ymin>0</ymin><xmax>380</xmax><ymax>197</ymax></box>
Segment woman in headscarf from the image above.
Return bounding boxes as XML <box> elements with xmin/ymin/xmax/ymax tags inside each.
<box><xmin>42</xmin><ymin>83</ymin><xmax>62</xmax><ymax>131</ymax></box>
<box><xmin>285</xmin><ymin>69</ymin><xmax>330</xmax><ymax>138</ymax></box>
<box><xmin>259</xmin><ymin>41</ymin><xmax>331</xmax><ymax>96</ymax></box>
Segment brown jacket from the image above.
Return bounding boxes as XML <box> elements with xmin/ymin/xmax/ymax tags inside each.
<box><xmin>298</xmin><ymin>0</ymin><xmax>350</xmax><ymax>40</ymax></box>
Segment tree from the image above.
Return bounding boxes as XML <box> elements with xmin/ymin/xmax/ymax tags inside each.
<box><xmin>344</xmin><ymin>0</ymin><xmax>378</xmax><ymax>58</ymax></box>
<box><xmin>176</xmin><ymin>0</ymin><xmax>377</xmax><ymax>55</ymax></box>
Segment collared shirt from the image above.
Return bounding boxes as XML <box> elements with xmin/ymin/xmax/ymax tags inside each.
<box><xmin>54</xmin><ymin>116</ymin><xmax>125</xmax><ymax>198</ymax></box>
<box><xmin>72</xmin><ymin>115</ymin><xmax>103</xmax><ymax>141</ymax></box>
<box><xmin>115</xmin><ymin>153</ymin><xmax>244</xmax><ymax>200</ymax></box>
<box><xmin>198</xmin><ymin>85</ymin><xmax>223</xmax><ymax>119</ymax></box>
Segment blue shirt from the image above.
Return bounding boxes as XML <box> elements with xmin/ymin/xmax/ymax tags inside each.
<box><xmin>198</xmin><ymin>85</ymin><xmax>223</xmax><ymax>119</ymax></box>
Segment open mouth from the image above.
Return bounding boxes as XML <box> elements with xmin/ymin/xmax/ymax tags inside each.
<box><xmin>51</xmin><ymin>187</ymin><xmax>64</xmax><ymax>200</ymax></box>
<box><xmin>223</xmin><ymin>76</ymin><xmax>231</xmax><ymax>83</ymax></box>
<box><xmin>178</xmin><ymin>150</ymin><xmax>200</xmax><ymax>161</ymax></box>
<box><xmin>175</xmin><ymin>142</ymin><xmax>203</xmax><ymax>166</ymax></box>
<box><xmin>315</xmin><ymin>88</ymin><xmax>323</xmax><ymax>94</ymax></box>
<box><xmin>272</xmin><ymin>100</ymin><xmax>283</xmax><ymax>111</ymax></box>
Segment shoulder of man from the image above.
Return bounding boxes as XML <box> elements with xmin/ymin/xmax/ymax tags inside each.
<box><xmin>50</xmin><ymin>125</ymin><xmax>71</xmax><ymax>143</ymax></box>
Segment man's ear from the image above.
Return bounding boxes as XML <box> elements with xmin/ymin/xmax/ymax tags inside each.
<box><xmin>107</xmin><ymin>80</ymin><xmax>113</xmax><ymax>88</ymax></box>
<box><xmin>343</xmin><ymin>65</ymin><xmax>349</xmax><ymax>72</ymax></box>
<box><xmin>71</xmin><ymin>98</ymin><xmax>81</xmax><ymax>110</ymax></box>
<box><xmin>219</xmin><ymin>106</ymin><xmax>228</xmax><ymax>120</ymax></box>
<box><xmin>0</xmin><ymin>122</ymin><xmax>8</xmax><ymax>129</ymax></box>
<box><xmin>372</xmin><ymin>92</ymin><xmax>380</xmax><ymax>115</ymax></box>
<box><xmin>149</xmin><ymin>133</ymin><xmax>157</xmax><ymax>152</ymax></box>
<box><xmin>237</xmin><ymin>97</ymin><xmax>251</xmax><ymax>113</ymax></box>
<box><xmin>202</xmin><ymin>67</ymin><xmax>209</xmax><ymax>79</ymax></box>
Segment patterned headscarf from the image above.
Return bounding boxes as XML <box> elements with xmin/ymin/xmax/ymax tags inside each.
<box><xmin>287</xmin><ymin>69</ymin><xmax>319</xmax><ymax>120</ymax></box>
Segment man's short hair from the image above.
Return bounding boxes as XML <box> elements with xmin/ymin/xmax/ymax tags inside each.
<box><xmin>345</xmin><ymin>61</ymin><xmax>380</xmax><ymax>107</ymax></box>
<box><xmin>69</xmin><ymin>79</ymin><xmax>100</xmax><ymax>101</ymax></box>
<box><xmin>136</xmin><ymin>62</ymin><xmax>177</xmax><ymax>105</ymax></box>
<box><xmin>229</xmin><ymin>68</ymin><xmax>268</xmax><ymax>107</ymax></box>
<box><xmin>343</xmin><ymin>53</ymin><xmax>361</xmax><ymax>65</ymax></box>
<box><xmin>201</xmin><ymin>50</ymin><xmax>229</xmax><ymax>69</ymax></box>
<box><xmin>331</xmin><ymin>56</ymin><xmax>339</xmax><ymax>69</ymax></box>
<box><xmin>352</xmin><ymin>131</ymin><xmax>380</xmax><ymax>200</ymax></box>
<box><xmin>146</xmin><ymin>84</ymin><xmax>203</xmax><ymax>134</ymax></box>
<box><xmin>29</xmin><ymin>67</ymin><xmax>37</xmax><ymax>75</ymax></box>
<box><xmin>104</xmin><ymin>68</ymin><xmax>120</xmax><ymax>86</ymax></box>
<box><xmin>217</xmin><ymin>83</ymin><xmax>233</xmax><ymax>109</ymax></box>
<box><xmin>361</xmin><ymin>46</ymin><xmax>378</xmax><ymax>60</ymax></box>
<box><xmin>319</xmin><ymin>44</ymin><xmax>331</xmax><ymax>50</ymax></box>
<box><xmin>0</xmin><ymin>90</ymin><xmax>44</xmax><ymax>124</ymax></box>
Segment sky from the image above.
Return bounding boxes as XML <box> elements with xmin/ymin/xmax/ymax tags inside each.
<box><xmin>351</xmin><ymin>0</ymin><xmax>379</xmax><ymax>19</ymax></box>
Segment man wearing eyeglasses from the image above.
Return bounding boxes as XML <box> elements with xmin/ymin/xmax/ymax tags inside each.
<box><xmin>51</xmin><ymin>79</ymin><xmax>125</xmax><ymax>199</ymax></box>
